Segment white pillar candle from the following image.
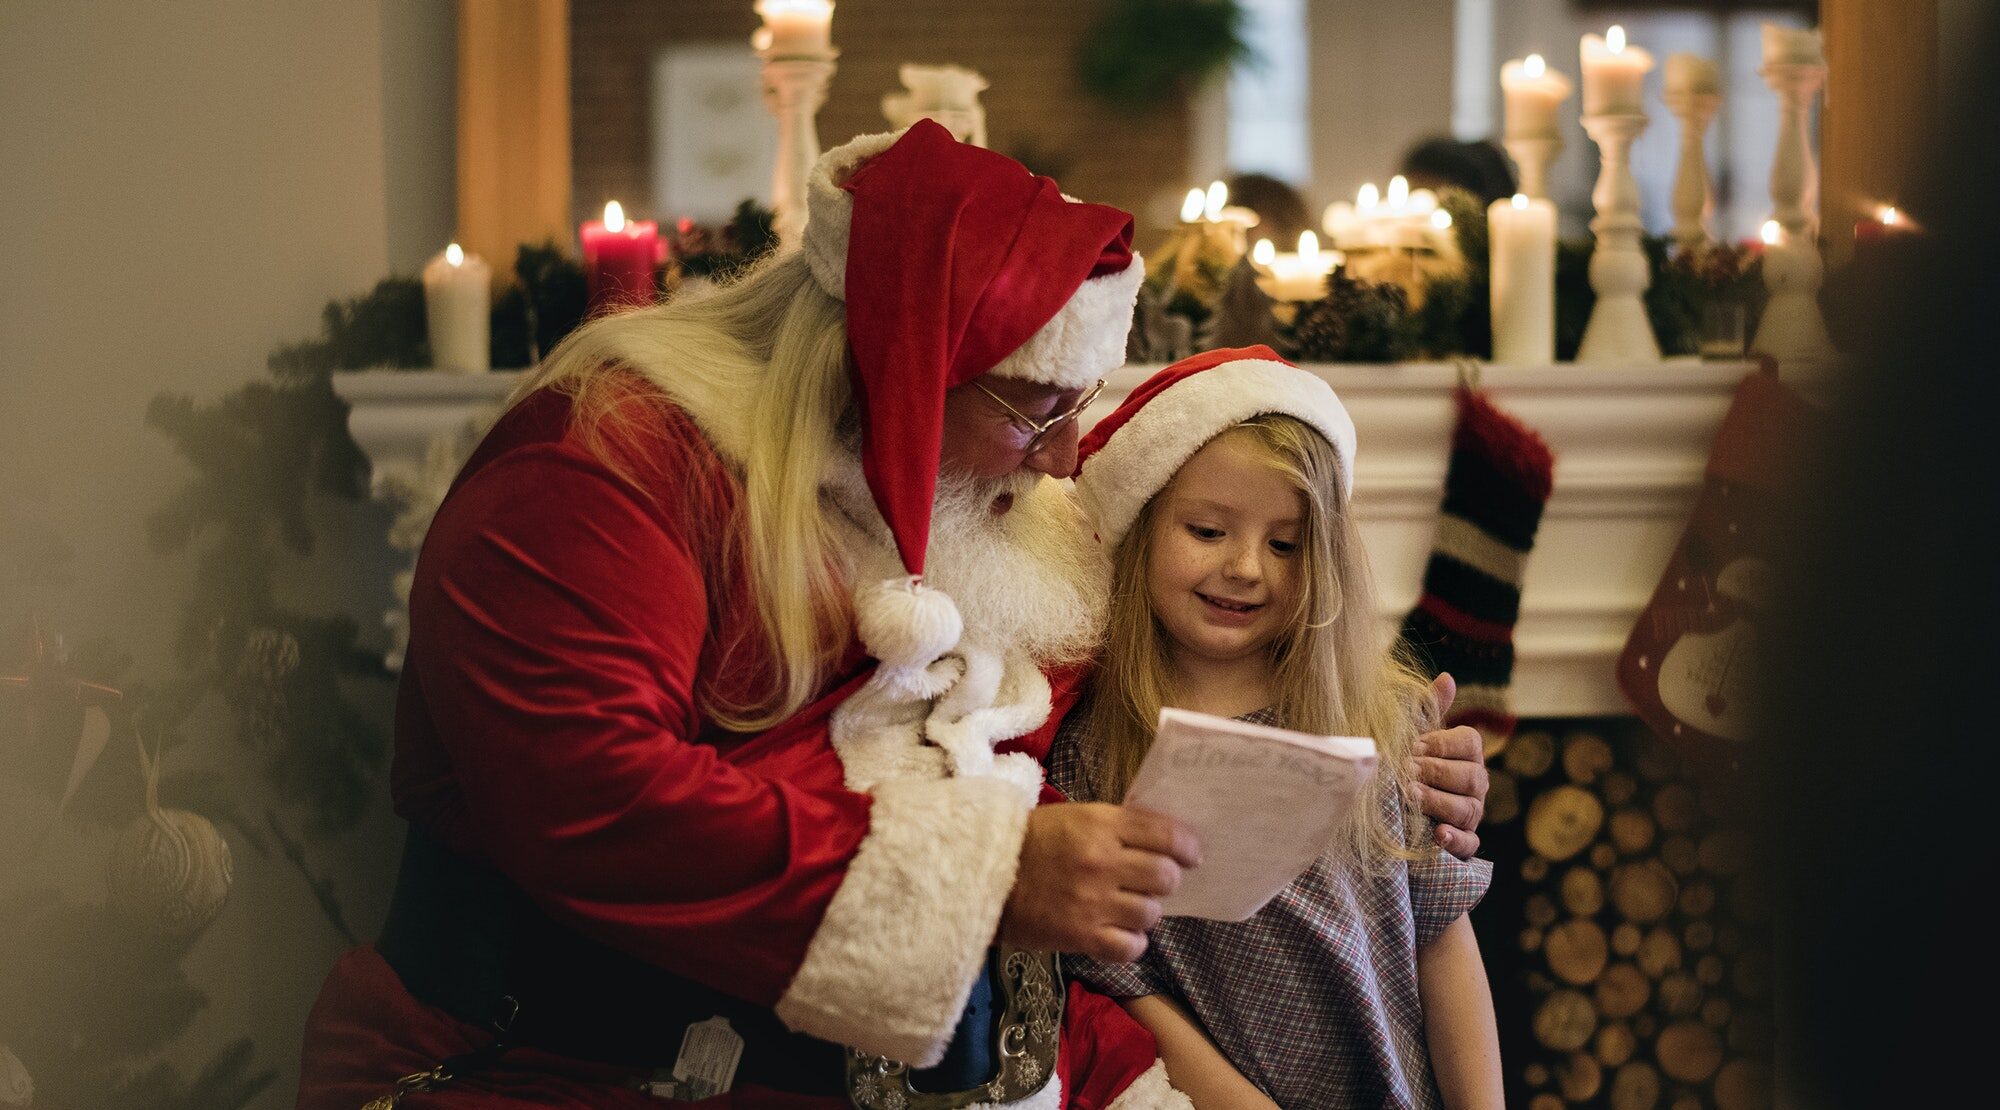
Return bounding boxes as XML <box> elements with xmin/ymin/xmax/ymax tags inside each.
<box><xmin>422</xmin><ymin>242</ymin><xmax>491</xmax><ymax>373</ymax></box>
<box><xmin>1664</xmin><ymin>52</ymin><xmax>1721</xmax><ymax>98</ymax></box>
<box><xmin>1501</xmin><ymin>54</ymin><xmax>1572</xmax><ymax>140</ymax></box>
<box><xmin>755</xmin><ymin>0</ymin><xmax>833</xmax><ymax>55</ymax></box>
<box><xmin>1761</xmin><ymin>23</ymin><xmax>1823</xmax><ymax>67</ymax></box>
<box><xmin>1581</xmin><ymin>26</ymin><xmax>1654</xmax><ymax>116</ymax></box>
<box><xmin>1488</xmin><ymin>194</ymin><xmax>1557</xmax><ymax>365</ymax></box>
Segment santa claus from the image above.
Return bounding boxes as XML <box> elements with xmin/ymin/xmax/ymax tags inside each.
<box><xmin>295</xmin><ymin>122</ymin><xmax>1487</xmax><ymax>1109</ymax></box>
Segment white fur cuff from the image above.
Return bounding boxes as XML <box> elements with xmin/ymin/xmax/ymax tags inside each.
<box><xmin>969</xmin><ymin>1077</ymin><xmax>1062</xmax><ymax>1110</ymax></box>
<box><xmin>1106</xmin><ymin>1060</ymin><xmax>1196</xmax><ymax>1110</ymax></box>
<box><xmin>775</xmin><ymin>775</ymin><xmax>1035</xmax><ymax>1066</ymax></box>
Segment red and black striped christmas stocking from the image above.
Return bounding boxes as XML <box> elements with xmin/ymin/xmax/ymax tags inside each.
<box><xmin>1398</xmin><ymin>387</ymin><xmax>1556</xmax><ymax>754</ymax></box>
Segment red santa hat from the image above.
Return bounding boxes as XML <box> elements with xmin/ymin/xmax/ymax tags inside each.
<box><xmin>1074</xmin><ymin>346</ymin><xmax>1358</xmax><ymax>552</ymax></box>
<box><xmin>802</xmin><ymin>120</ymin><xmax>1143</xmax><ymax>676</ymax></box>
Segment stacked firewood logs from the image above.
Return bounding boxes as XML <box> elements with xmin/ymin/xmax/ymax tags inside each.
<box><xmin>1488</xmin><ymin>721</ymin><xmax>1771</xmax><ymax>1110</ymax></box>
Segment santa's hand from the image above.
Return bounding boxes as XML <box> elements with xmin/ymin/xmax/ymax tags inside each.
<box><xmin>1409</xmin><ymin>672</ymin><xmax>1489</xmax><ymax>860</ymax></box>
<box><xmin>999</xmin><ymin>803</ymin><xmax>1200</xmax><ymax>964</ymax></box>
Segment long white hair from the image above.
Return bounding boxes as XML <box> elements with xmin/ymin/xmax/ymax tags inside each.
<box><xmin>510</xmin><ymin>250</ymin><xmax>855</xmax><ymax>730</ymax></box>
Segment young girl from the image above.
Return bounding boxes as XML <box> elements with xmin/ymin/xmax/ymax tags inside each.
<box><xmin>1052</xmin><ymin>347</ymin><xmax>1503</xmax><ymax>1109</ymax></box>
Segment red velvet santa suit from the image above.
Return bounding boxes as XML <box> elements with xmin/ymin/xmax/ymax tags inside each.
<box><xmin>294</xmin><ymin>381</ymin><xmax>1181</xmax><ymax>1108</ymax></box>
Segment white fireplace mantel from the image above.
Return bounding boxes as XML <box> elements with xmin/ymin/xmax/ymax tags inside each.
<box><xmin>333</xmin><ymin>357</ymin><xmax>1769</xmax><ymax>717</ymax></box>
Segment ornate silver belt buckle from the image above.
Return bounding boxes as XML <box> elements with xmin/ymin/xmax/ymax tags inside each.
<box><xmin>845</xmin><ymin>947</ymin><xmax>1062</xmax><ymax>1109</ymax></box>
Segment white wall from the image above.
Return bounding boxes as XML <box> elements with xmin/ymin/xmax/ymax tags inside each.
<box><xmin>1307</xmin><ymin>0</ymin><xmax>1460</xmax><ymax>215</ymax></box>
<box><xmin>0</xmin><ymin>1</ymin><xmax>453</xmax><ymax>1104</ymax></box>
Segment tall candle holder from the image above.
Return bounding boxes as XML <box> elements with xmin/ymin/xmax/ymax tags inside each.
<box><xmin>1751</xmin><ymin>56</ymin><xmax>1835</xmax><ymax>364</ymax></box>
<box><xmin>1503</xmin><ymin>137</ymin><xmax>1562</xmax><ymax>201</ymax></box>
<box><xmin>759</xmin><ymin>46</ymin><xmax>839</xmax><ymax>248</ymax></box>
<box><xmin>1665</xmin><ymin>88</ymin><xmax>1721</xmax><ymax>250</ymax></box>
<box><xmin>1577</xmin><ymin>113</ymin><xmax>1661</xmax><ymax>363</ymax></box>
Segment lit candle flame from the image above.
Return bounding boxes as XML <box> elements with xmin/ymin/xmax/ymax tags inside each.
<box><xmin>1511</xmin><ymin>193</ymin><xmax>1529</xmax><ymax>209</ymax></box>
<box><xmin>1761</xmin><ymin>219</ymin><xmax>1781</xmax><ymax>246</ymax></box>
<box><xmin>1880</xmin><ymin>205</ymin><xmax>1900</xmax><ymax>226</ymax></box>
<box><xmin>1387</xmin><ymin>175</ymin><xmax>1410</xmax><ymax>209</ymax></box>
<box><xmin>1252</xmin><ymin>238</ymin><xmax>1276</xmax><ymax>266</ymax></box>
<box><xmin>604</xmin><ymin>200</ymin><xmax>627</xmax><ymax>233</ymax></box>
<box><xmin>1204</xmin><ymin>180</ymin><xmax>1228</xmax><ymax>222</ymax></box>
<box><xmin>1298</xmin><ymin>231</ymin><xmax>1319</xmax><ymax>261</ymax></box>
<box><xmin>1357</xmin><ymin>182</ymin><xmax>1380</xmax><ymax>210</ymax></box>
<box><xmin>1524</xmin><ymin>53</ymin><xmax>1546</xmax><ymax>79</ymax></box>
<box><xmin>1607</xmin><ymin>25</ymin><xmax>1626</xmax><ymax>54</ymax></box>
<box><xmin>1181</xmin><ymin>188</ymin><xmax>1206</xmax><ymax>223</ymax></box>
<box><xmin>445</xmin><ymin>242</ymin><xmax>465</xmax><ymax>266</ymax></box>
<box><xmin>1431</xmin><ymin>209</ymin><xmax>1453</xmax><ymax>230</ymax></box>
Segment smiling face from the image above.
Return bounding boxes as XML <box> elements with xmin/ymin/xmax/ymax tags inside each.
<box><xmin>1144</xmin><ymin>430</ymin><xmax>1307</xmax><ymax>677</ymax></box>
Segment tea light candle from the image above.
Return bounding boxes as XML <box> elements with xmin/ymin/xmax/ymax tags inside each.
<box><xmin>1581</xmin><ymin>25</ymin><xmax>1653</xmax><ymax>116</ymax></box>
<box><xmin>755</xmin><ymin>0</ymin><xmax>833</xmax><ymax>55</ymax></box>
<box><xmin>1853</xmin><ymin>204</ymin><xmax>1918</xmax><ymax>243</ymax></box>
<box><xmin>1488</xmin><ymin>194</ymin><xmax>1557</xmax><ymax>365</ymax></box>
<box><xmin>422</xmin><ymin>243</ymin><xmax>491</xmax><ymax>373</ymax></box>
<box><xmin>1321</xmin><ymin>177</ymin><xmax>1450</xmax><ymax>253</ymax></box>
<box><xmin>1501</xmin><ymin>53</ymin><xmax>1572</xmax><ymax>140</ymax></box>
<box><xmin>580</xmin><ymin>200</ymin><xmax>662</xmax><ymax>316</ymax></box>
<box><xmin>1251</xmin><ymin>232</ymin><xmax>1340</xmax><ymax>302</ymax></box>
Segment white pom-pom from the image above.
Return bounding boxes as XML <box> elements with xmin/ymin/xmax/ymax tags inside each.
<box><xmin>855</xmin><ymin>576</ymin><xmax>963</xmax><ymax>670</ymax></box>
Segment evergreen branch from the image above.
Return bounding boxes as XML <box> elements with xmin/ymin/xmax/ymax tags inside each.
<box><xmin>262</xmin><ymin>811</ymin><xmax>359</xmax><ymax>946</ymax></box>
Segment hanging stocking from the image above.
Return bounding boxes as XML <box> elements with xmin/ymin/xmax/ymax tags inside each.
<box><xmin>1399</xmin><ymin>385</ymin><xmax>1557</xmax><ymax>755</ymax></box>
<box><xmin>1618</xmin><ymin>366</ymin><xmax>1815</xmax><ymax>778</ymax></box>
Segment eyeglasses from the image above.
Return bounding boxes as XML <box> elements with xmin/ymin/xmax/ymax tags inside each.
<box><xmin>972</xmin><ymin>378</ymin><xmax>1106</xmax><ymax>456</ymax></box>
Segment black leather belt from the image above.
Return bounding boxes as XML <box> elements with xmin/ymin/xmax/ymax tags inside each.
<box><xmin>374</xmin><ymin>825</ymin><xmax>850</xmax><ymax>1096</ymax></box>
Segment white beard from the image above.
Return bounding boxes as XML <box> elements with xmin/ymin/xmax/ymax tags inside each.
<box><xmin>823</xmin><ymin>454</ymin><xmax>1110</xmax><ymax>668</ymax></box>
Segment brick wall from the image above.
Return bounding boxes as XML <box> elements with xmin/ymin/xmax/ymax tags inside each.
<box><xmin>571</xmin><ymin>0</ymin><xmax>1190</xmax><ymax>237</ymax></box>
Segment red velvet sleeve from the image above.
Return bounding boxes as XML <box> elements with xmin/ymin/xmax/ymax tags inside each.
<box><xmin>407</xmin><ymin>441</ymin><xmax>872</xmax><ymax>1006</ymax></box>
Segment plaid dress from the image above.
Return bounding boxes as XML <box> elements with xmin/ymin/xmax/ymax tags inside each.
<box><xmin>1048</xmin><ymin>707</ymin><xmax>1492</xmax><ymax>1110</ymax></box>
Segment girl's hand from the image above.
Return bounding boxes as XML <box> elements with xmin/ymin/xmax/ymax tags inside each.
<box><xmin>1410</xmin><ymin>672</ymin><xmax>1489</xmax><ymax>860</ymax></box>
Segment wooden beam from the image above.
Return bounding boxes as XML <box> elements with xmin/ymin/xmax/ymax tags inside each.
<box><xmin>1821</xmin><ymin>0</ymin><xmax>1937</xmax><ymax>265</ymax></box>
<box><xmin>457</xmin><ymin>0</ymin><xmax>572</xmax><ymax>279</ymax></box>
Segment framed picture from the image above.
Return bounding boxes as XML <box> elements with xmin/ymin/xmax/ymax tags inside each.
<box><xmin>651</xmin><ymin>44</ymin><xmax>776</xmax><ymax>225</ymax></box>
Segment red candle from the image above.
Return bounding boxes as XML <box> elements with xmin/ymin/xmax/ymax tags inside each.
<box><xmin>1853</xmin><ymin>204</ymin><xmax>1917</xmax><ymax>244</ymax></box>
<box><xmin>581</xmin><ymin>200</ymin><xmax>662</xmax><ymax>314</ymax></box>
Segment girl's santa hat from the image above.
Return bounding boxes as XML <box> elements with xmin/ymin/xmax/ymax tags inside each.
<box><xmin>804</xmin><ymin>120</ymin><xmax>1144</xmax><ymax>678</ymax></box>
<box><xmin>1073</xmin><ymin>346</ymin><xmax>1358</xmax><ymax>551</ymax></box>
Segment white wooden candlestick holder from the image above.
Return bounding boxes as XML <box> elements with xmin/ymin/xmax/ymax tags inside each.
<box><xmin>1752</xmin><ymin>59</ymin><xmax>1835</xmax><ymax>365</ymax></box>
<box><xmin>1577</xmin><ymin>113</ymin><xmax>1661</xmax><ymax>363</ymax></box>
<box><xmin>1665</xmin><ymin>90</ymin><xmax>1721</xmax><ymax>250</ymax></box>
<box><xmin>760</xmin><ymin>47</ymin><xmax>838</xmax><ymax>249</ymax></box>
<box><xmin>1504</xmin><ymin>136</ymin><xmax>1562</xmax><ymax>201</ymax></box>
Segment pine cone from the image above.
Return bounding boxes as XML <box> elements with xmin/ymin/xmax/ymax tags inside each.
<box><xmin>1288</xmin><ymin>296</ymin><xmax>1348</xmax><ymax>360</ymax></box>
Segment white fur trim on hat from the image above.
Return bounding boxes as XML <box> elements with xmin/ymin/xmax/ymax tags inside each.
<box><xmin>1106</xmin><ymin>1060</ymin><xmax>1196</xmax><ymax>1110</ymax></box>
<box><xmin>802</xmin><ymin>128</ymin><xmax>1141</xmax><ymax>392</ymax></box>
<box><xmin>802</xmin><ymin>129</ymin><xmax>903</xmax><ymax>301</ymax></box>
<box><xmin>987</xmin><ymin>256</ymin><xmax>1143</xmax><ymax>391</ymax></box>
<box><xmin>773</xmin><ymin>773</ymin><xmax>1035</xmax><ymax>1067</ymax></box>
<box><xmin>1075</xmin><ymin>358</ymin><xmax>1358</xmax><ymax>553</ymax></box>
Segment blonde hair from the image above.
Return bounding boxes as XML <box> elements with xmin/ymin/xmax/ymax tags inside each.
<box><xmin>509</xmin><ymin>249</ymin><xmax>855</xmax><ymax>730</ymax></box>
<box><xmin>1083</xmin><ymin>414</ymin><xmax>1440</xmax><ymax>867</ymax></box>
